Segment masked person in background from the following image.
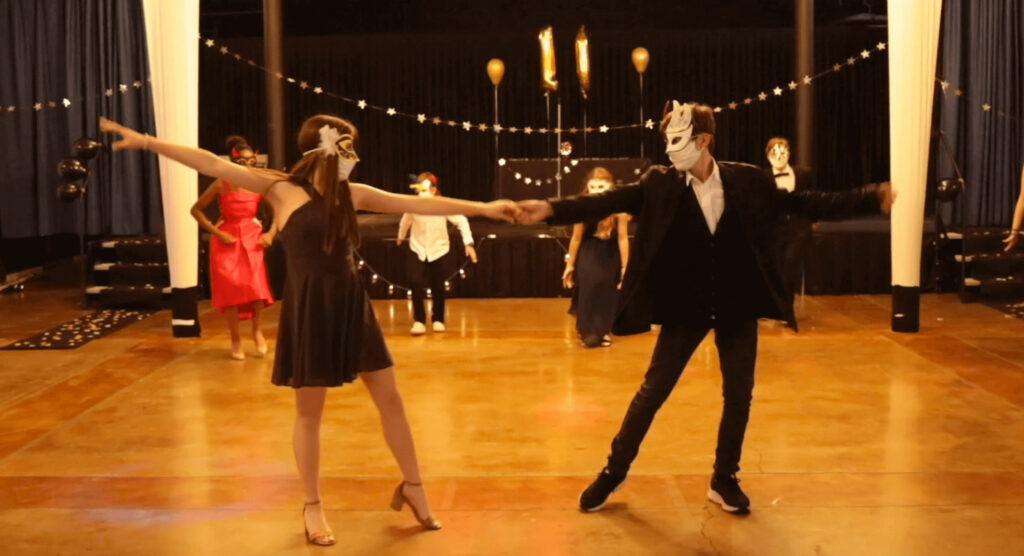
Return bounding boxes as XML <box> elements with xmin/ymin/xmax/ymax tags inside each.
<box><xmin>397</xmin><ymin>172</ymin><xmax>477</xmax><ymax>335</ymax></box>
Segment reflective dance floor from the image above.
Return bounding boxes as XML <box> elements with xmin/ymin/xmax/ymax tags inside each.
<box><xmin>1</xmin><ymin>287</ymin><xmax>1023</xmax><ymax>555</ymax></box>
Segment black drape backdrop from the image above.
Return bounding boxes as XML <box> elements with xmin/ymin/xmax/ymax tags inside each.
<box><xmin>937</xmin><ymin>0</ymin><xmax>1024</xmax><ymax>227</ymax></box>
<box><xmin>199</xmin><ymin>25</ymin><xmax>891</xmax><ymax>201</ymax></box>
<box><xmin>0</xmin><ymin>0</ymin><xmax>161</xmax><ymax>240</ymax></box>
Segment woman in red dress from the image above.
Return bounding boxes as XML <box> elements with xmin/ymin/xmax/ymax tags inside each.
<box><xmin>190</xmin><ymin>135</ymin><xmax>275</xmax><ymax>359</ymax></box>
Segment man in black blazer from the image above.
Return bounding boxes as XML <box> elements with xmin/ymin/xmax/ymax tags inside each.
<box><xmin>765</xmin><ymin>136</ymin><xmax>816</xmax><ymax>305</ymax></box>
<box><xmin>516</xmin><ymin>101</ymin><xmax>893</xmax><ymax>515</ymax></box>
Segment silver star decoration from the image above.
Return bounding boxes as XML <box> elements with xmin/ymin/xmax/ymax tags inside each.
<box><xmin>509</xmin><ymin>126</ymin><xmax>519</xmax><ymax>133</ymax></box>
<box><xmin>493</xmin><ymin>123</ymin><xmax>503</xmax><ymax>132</ymax></box>
<box><xmin>204</xmin><ymin>39</ymin><xmax>214</xmax><ymax>47</ymax></box>
<box><xmin>432</xmin><ymin>117</ymin><xmax>442</xmax><ymax>125</ymax></box>
<box><xmin>983</xmin><ymin>103</ymin><xmax>992</xmax><ymax>112</ymax></box>
<box><xmin>47</xmin><ymin>101</ymin><xmax>56</xmax><ymax>107</ymax></box>
<box><xmin>758</xmin><ymin>92</ymin><xmax>768</xmax><ymax>101</ymax></box>
<box><xmin>33</xmin><ymin>102</ymin><xmax>42</xmax><ymax>111</ymax></box>
<box><xmin>105</xmin><ymin>89</ymin><xmax>113</xmax><ymax>97</ymax></box>
<box><xmin>478</xmin><ymin>123</ymin><xmax>488</xmax><ymax>131</ymax></box>
<box><xmin>233</xmin><ymin>53</ymin><xmax>242</xmax><ymax>60</ymax></box>
<box><xmin>357</xmin><ymin>100</ymin><xmax>367</xmax><ymax>109</ymax></box>
<box><xmin>877</xmin><ymin>42</ymin><xmax>886</xmax><ymax>51</ymax></box>
<box><xmin>247</xmin><ymin>60</ymin><xmax>256</xmax><ymax>66</ymax></box>
<box><xmin>286</xmin><ymin>77</ymin><xmax>295</xmax><ymax>83</ymax></box>
<box><xmin>133</xmin><ymin>80</ymin><xmax>142</xmax><ymax>88</ymax></box>
<box><xmin>743</xmin><ymin>98</ymin><xmax>753</xmax><ymax>105</ymax></box>
<box><xmin>539</xmin><ymin>128</ymin><xmax>548</xmax><ymax>134</ymax></box>
<box><xmin>62</xmin><ymin>98</ymin><xmax>71</xmax><ymax>107</ymax></box>
<box><xmin>462</xmin><ymin>121</ymin><xmax>472</xmax><ymax>130</ymax></box>
<box><xmin>955</xmin><ymin>89</ymin><xmax>964</xmax><ymax>96</ymax></box>
<box><xmin>569</xmin><ymin>127</ymin><xmax>578</xmax><ymax>134</ymax></box>
<box><xmin>416</xmin><ymin>114</ymin><xmax>426</xmax><ymax>123</ymax></box>
<box><xmin>524</xmin><ymin>127</ymin><xmax>533</xmax><ymax>134</ymax></box>
<box><xmin>299</xmin><ymin>81</ymin><xmax>309</xmax><ymax>90</ymax></box>
<box><xmin>940</xmin><ymin>80</ymin><xmax>950</xmax><ymax>92</ymax></box>
<box><xmin>803</xmin><ymin>75</ymin><xmax>812</xmax><ymax>85</ymax></box>
<box><xmin>275</xmin><ymin>72</ymin><xmax>284</xmax><ymax>79</ymax></box>
<box><xmin>599</xmin><ymin>125</ymin><xmax>609</xmax><ymax>133</ymax></box>
<box><xmin>847</xmin><ymin>57</ymin><xmax>856</xmax><ymax>65</ymax></box>
<box><xmin>6</xmin><ymin>106</ymin><xmax>14</xmax><ymax>112</ymax></box>
<box><xmin>447</xmin><ymin>120</ymin><xmax>456</xmax><ymax>126</ymax></box>
<box><xmin>386</xmin><ymin>108</ymin><xmax>396</xmax><ymax>116</ymax></box>
<box><xmin>861</xmin><ymin>50</ymin><xmax>871</xmax><ymax>59</ymax></box>
<box><xmin>313</xmin><ymin>86</ymin><xmax>323</xmax><ymax>94</ymax></box>
<box><xmin>773</xmin><ymin>87</ymin><xmax>782</xmax><ymax>96</ymax></box>
<box><xmin>788</xmin><ymin>81</ymin><xmax>797</xmax><ymax>90</ymax></box>
<box><xmin>645</xmin><ymin>119</ymin><xmax>655</xmax><ymax>128</ymax></box>
<box><xmin>119</xmin><ymin>84</ymin><xmax>127</xmax><ymax>93</ymax></box>
<box><xmin>219</xmin><ymin>46</ymin><xmax>228</xmax><ymax>54</ymax></box>
<box><xmin>728</xmin><ymin>102</ymin><xmax>738</xmax><ymax>110</ymax></box>
<box><xmin>833</xmin><ymin>63</ymin><xmax>843</xmax><ymax>72</ymax></box>
<box><xmin>713</xmin><ymin>107</ymin><xmax>723</xmax><ymax>113</ymax></box>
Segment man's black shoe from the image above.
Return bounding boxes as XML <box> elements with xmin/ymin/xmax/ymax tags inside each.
<box><xmin>707</xmin><ymin>474</ymin><xmax>750</xmax><ymax>514</ymax></box>
<box><xmin>578</xmin><ymin>468</ymin><xmax>627</xmax><ymax>512</ymax></box>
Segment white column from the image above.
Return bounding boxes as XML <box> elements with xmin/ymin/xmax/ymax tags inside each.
<box><xmin>888</xmin><ymin>0</ymin><xmax>943</xmax><ymax>333</ymax></box>
<box><xmin>142</xmin><ymin>0</ymin><xmax>201</xmax><ymax>336</ymax></box>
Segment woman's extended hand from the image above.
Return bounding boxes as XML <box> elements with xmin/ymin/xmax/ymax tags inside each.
<box><xmin>1004</xmin><ymin>231</ymin><xmax>1021</xmax><ymax>252</ymax></box>
<box><xmin>99</xmin><ymin>117</ymin><xmax>148</xmax><ymax>151</ymax></box>
<box><xmin>482</xmin><ymin>199</ymin><xmax>520</xmax><ymax>222</ymax></box>
<box><xmin>562</xmin><ymin>266</ymin><xmax>575</xmax><ymax>289</ymax></box>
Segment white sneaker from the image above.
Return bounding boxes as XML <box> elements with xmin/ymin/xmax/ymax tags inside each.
<box><xmin>432</xmin><ymin>321</ymin><xmax>446</xmax><ymax>332</ymax></box>
<box><xmin>410</xmin><ymin>322</ymin><xmax>427</xmax><ymax>335</ymax></box>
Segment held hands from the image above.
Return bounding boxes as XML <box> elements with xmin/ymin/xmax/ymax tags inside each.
<box><xmin>514</xmin><ymin>200</ymin><xmax>554</xmax><ymax>225</ymax></box>
<box><xmin>99</xmin><ymin>117</ymin><xmax>147</xmax><ymax>151</ymax></box>
<box><xmin>878</xmin><ymin>181</ymin><xmax>896</xmax><ymax>214</ymax></box>
<box><xmin>465</xmin><ymin>244</ymin><xmax>478</xmax><ymax>263</ymax></box>
<box><xmin>483</xmin><ymin>199</ymin><xmax>521</xmax><ymax>222</ymax></box>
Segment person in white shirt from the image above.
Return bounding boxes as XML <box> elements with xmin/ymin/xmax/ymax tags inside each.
<box><xmin>765</xmin><ymin>137</ymin><xmax>815</xmax><ymax>304</ymax></box>
<box><xmin>397</xmin><ymin>172</ymin><xmax>478</xmax><ymax>335</ymax></box>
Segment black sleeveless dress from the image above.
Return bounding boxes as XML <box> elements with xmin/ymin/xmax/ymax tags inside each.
<box><xmin>569</xmin><ymin>218</ymin><xmax>622</xmax><ymax>347</ymax></box>
<box><xmin>271</xmin><ymin>195</ymin><xmax>393</xmax><ymax>387</ymax></box>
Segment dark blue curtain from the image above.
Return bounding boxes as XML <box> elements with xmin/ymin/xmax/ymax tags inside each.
<box><xmin>937</xmin><ymin>0</ymin><xmax>1024</xmax><ymax>226</ymax></box>
<box><xmin>198</xmin><ymin>25</ymin><xmax>891</xmax><ymax>202</ymax></box>
<box><xmin>0</xmin><ymin>0</ymin><xmax>161</xmax><ymax>239</ymax></box>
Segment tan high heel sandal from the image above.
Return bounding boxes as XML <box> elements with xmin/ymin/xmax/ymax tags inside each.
<box><xmin>302</xmin><ymin>500</ymin><xmax>336</xmax><ymax>546</ymax></box>
<box><xmin>390</xmin><ymin>481</ymin><xmax>442</xmax><ymax>530</ymax></box>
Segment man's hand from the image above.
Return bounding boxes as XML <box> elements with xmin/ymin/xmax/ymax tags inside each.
<box><xmin>878</xmin><ymin>181</ymin><xmax>896</xmax><ymax>214</ymax></box>
<box><xmin>483</xmin><ymin>199</ymin><xmax>520</xmax><ymax>222</ymax></box>
<box><xmin>515</xmin><ymin>200</ymin><xmax>553</xmax><ymax>224</ymax></box>
<box><xmin>1004</xmin><ymin>231</ymin><xmax>1021</xmax><ymax>252</ymax></box>
<box><xmin>466</xmin><ymin>244</ymin><xmax>478</xmax><ymax>263</ymax></box>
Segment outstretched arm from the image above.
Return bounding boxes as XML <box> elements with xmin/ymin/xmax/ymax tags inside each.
<box><xmin>517</xmin><ymin>185</ymin><xmax>644</xmax><ymax>225</ymax></box>
<box><xmin>1004</xmin><ymin>165</ymin><xmax>1024</xmax><ymax>252</ymax></box>
<box><xmin>350</xmin><ymin>183</ymin><xmax>518</xmax><ymax>221</ymax></box>
<box><xmin>100</xmin><ymin>117</ymin><xmax>280</xmax><ymax>195</ymax></box>
<box><xmin>777</xmin><ymin>180</ymin><xmax>893</xmax><ymax>221</ymax></box>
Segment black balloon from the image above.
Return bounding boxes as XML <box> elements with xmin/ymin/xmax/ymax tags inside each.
<box><xmin>72</xmin><ymin>137</ymin><xmax>104</xmax><ymax>160</ymax></box>
<box><xmin>57</xmin><ymin>158</ymin><xmax>89</xmax><ymax>181</ymax></box>
<box><xmin>57</xmin><ymin>182</ymin><xmax>83</xmax><ymax>202</ymax></box>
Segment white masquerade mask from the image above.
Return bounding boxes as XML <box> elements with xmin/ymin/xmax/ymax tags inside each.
<box><xmin>768</xmin><ymin>143</ymin><xmax>790</xmax><ymax>170</ymax></box>
<box><xmin>663</xmin><ymin>100</ymin><xmax>704</xmax><ymax>172</ymax></box>
<box><xmin>410</xmin><ymin>178</ymin><xmax>435</xmax><ymax>197</ymax></box>
<box><xmin>303</xmin><ymin>124</ymin><xmax>359</xmax><ymax>179</ymax></box>
<box><xmin>586</xmin><ymin>178</ymin><xmax>613</xmax><ymax>194</ymax></box>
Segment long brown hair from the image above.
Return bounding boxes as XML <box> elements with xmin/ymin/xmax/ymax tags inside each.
<box><xmin>283</xmin><ymin>114</ymin><xmax>361</xmax><ymax>252</ymax></box>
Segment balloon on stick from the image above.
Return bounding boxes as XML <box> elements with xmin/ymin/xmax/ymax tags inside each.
<box><xmin>575</xmin><ymin>26</ymin><xmax>591</xmax><ymax>99</ymax></box>
<box><xmin>487</xmin><ymin>58</ymin><xmax>505</xmax><ymax>86</ymax></box>
<box><xmin>539</xmin><ymin>26</ymin><xmax>558</xmax><ymax>92</ymax></box>
<box><xmin>631</xmin><ymin>47</ymin><xmax>650</xmax><ymax>74</ymax></box>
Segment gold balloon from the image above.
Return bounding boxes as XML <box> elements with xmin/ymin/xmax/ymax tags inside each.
<box><xmin>631</xmin><ymin>47</ymin><xmax>650</xmax><ymax>75</ymax></box>
<box><xmin>575</xmin><ymin>26</ymin><xmax>591</xmax><ymax>99</ymax></box>
<box><xmin>539</xmin><ymin>26</ymin><xmax>558</xmax><ymax>92</ymax></box>
<box><xmin>487</xmin><ymin>58</ymin><xmax>505</xmax><ymax>86</ymax></box>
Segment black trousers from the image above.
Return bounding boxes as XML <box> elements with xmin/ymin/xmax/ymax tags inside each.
<box><xmin>409</xmin><ymin>251</ymin><xmax>450</xmax><ymax>324</ymax></box>
<box><xmin>606</xmin><ymin>319</ymin><xmax>758</xmax><ymax>478</ymax></box>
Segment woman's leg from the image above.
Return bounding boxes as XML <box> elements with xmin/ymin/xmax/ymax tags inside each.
<box><xmin>226</xmin><ymin>307</ymin><xmax>242</xmax><ymax>358</ymax></box>
<box><xmin>294</xmin><ymin>387</ymin><xmax>332</xmax><ymax>535</ymax></box>
<box><xmin>250</xmin><ymin>301</ymin><xmax>267</xmax><ymax>353</ymax></box>
<box><xmin>360</xmin><ymin>367</ymin><xmax>433</xmax><ymax>517</ymax></box>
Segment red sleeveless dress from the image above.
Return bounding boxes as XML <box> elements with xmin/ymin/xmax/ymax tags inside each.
<box><xmin>209</xmin><ymin>186</ymin><xmax>274</xmax><ymax>320</ymax></box>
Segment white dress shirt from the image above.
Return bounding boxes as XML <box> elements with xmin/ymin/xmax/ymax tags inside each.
<box><xmin>685</xmin><ymin>161</ymin><xmax>725</xmax><ymax>235</ymax></box>
<box><xmin>772</xmin><ymin>164</ymin><xmax>796</xmax><ymax>192</ymax></box>
<box><xmin>398</xmin><ymin>213</ymin><xmax>474</xmax><ymax>262</ymax></box>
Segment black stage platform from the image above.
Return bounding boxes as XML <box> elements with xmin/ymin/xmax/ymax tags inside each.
<box><xmin>287</xmin><ymin>213</ymin><xmax>937</xmax><ymax>300</ymax></box>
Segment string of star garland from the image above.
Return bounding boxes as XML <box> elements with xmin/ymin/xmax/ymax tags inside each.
<box><xmin>353</xmin><ymin>232</ymin><xmax>570</xmax><ymax>298</ymax></box>
<box><xmin>0</xmin><ymin>78</ymin><xmax>150</xmax><ymax>115</ymax></box>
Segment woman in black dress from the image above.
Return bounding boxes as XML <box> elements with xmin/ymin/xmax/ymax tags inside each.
<box><xmin>563</xmin><ymin>167</ymin><xmax>630</xmax><ymax>347</ymax></box>
<box><xmin>100</xmin><ymin>114</ymin><xmax>517</xmax><ymax>545</ymax></box>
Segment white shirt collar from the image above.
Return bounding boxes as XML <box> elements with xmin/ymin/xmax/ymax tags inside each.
<box><xmin>685</xmin><ymin>161</ymin><xmax>720</xmax><ymax>188</ymax></box>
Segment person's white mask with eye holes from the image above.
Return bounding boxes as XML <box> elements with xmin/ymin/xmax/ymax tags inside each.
<box><xmin>335</xmin><ymin>133</ymin><xmax>359</xmax><ymax>180</ymax></box>
<box><xmin>768</xmin><ymin>143</ymin><xmax>790</xmax><ymax>172</ymax></box>
<box><xmin>664</xmin><ymin>101</ymin><xmax>704</xmax><ymax>172</ymax></box>
<box><xmin>586</xmin><ymin>178</ymin><xmax>613</xmax><ymax>195</ymax></box>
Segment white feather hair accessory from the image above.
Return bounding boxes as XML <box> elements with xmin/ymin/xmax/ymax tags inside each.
<box><xmin>302</xmin><ymin>124</ymin><xmax>342</xmax><ymax>157</ymax></box>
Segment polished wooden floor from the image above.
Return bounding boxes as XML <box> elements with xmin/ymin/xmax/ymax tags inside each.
<box><xmin>1</xmin><ymin>286</ymin><xmax>1023</xmax><ymax>555</ymax></box>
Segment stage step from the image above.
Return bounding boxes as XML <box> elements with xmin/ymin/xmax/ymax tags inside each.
<box><xmin>962</xmin><ymin>227</ymin><xmax>1014</xmax><ymax>253</ymax></box>
<box><xmin>958</xmin><ymin>227</ymin><xmax>1024</xmax><ymax>305</ymax></box>
<box><xmin>955</xmin><ymin>252</ymin><xmax>1024</xmax><ymax>279</ymax></box>
<box><xmin>92</xmin><ymin>262</ymin><xmax>170</xmax><ymax>287</ymax></box>
<box><xmin>91</xmin><ymin>237</ymin><xmax>167</xmax><ymax>264</ymax></box>
<box><xmin>85</xmin><ymin>285</ymin><xmax>171</xmax><ymax>308</ymax></box>
<box><xmin>87</xmin><ymin>236</ymin><xmax>172</xmax><ymax>309</ymax></box>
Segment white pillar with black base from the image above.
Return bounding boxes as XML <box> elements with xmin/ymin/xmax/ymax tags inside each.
<box><xmin>888</xmin><ymin>0</ymin><xmax>943</xmax><ymax>333</ymax></box>
<box><xmin>142</xmin><ymin>0</ymin><xmax>201</xmax><ymax>337</ymax></box>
